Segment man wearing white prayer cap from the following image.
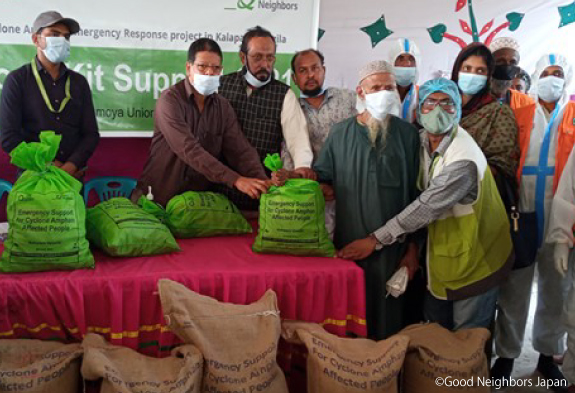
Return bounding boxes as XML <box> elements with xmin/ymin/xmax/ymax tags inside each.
<box><xmin>489</xmin><ymin>36</ymin><xmax>520</xmax><ymax>66</ymax></box>
<box><xmin>312</xmin><ymin>60</ymin><xmax>421</xmax><ymax>339</ymax></box>
<box><xmin>492</xmin><ymin>53</ymin><xmax>575</xmax><ymax>389</ymax></box>
<box><xmin>389</xmin><ymin>38</ymin><xmax>421</xmax><ymax>123</ymax></box>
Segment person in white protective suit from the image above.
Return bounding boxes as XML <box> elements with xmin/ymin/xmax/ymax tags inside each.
<box><xmin>548</xmin><ymin>145</ymin><xmax>575</xmax><ymax>392</ymax></box>
<box><xmin>491</xmin><ymin>53</ymin><xmax>575</xmax><ymax>390</ymax></box>
<box><xmin>389</xmin><ymin>38</ymin><xmax>421</xmax><ymax>123</ymax></box>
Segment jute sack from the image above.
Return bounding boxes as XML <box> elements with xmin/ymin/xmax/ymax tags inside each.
<box><xmin>158</xmin><ymin>279</ymin><xmax>288</xmax><ymax>393</ymax></box>
<box><xmin>399</xmin><ymin>323</ymin><xmax>490</xmax><ymax>393</ymax></box>
<box><xmin>282</xmin><ymin>321</ymin><xmax>409</xmax><ymax>393</ymax></box>
<box><xmin>0</xmin><ymin>339</ymin><xmax>82</xmax><ymax>393</ymax></box>
<box><xmin>81</xmin><ymin>333</ymin><xmax>202</xmax><ymax>393</ymax></box>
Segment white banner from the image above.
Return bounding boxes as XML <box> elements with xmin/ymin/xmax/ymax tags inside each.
<box><xmin>0</xmin><ymin>0</ymin><xmax>320</xmax><ymax>136</ymax></box>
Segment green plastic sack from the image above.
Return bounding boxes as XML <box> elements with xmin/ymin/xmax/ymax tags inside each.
<box><xmin>164</xmin><ymin>191</ymin><xmax>252</xmax><ymax>238</ymax></box>
<box><xmin>253</xmin><ymin>178</ymin><xmax>335</xmax><ymax>257</ymax></box>
<box><xmin>1</xmin><ymin>131</ymin><xmax>94</xmax><ymax>272</ymax></box>
<box><xmin>86</xmin><ymin>197</ymin><xmax>180</xmax><ymax>257</ymax></box>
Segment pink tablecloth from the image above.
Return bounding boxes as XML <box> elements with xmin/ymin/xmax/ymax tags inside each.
<box><xmin>0</xmin><ymin>229</ymin><xmax>366</xmax><ymax>356</ymax></box>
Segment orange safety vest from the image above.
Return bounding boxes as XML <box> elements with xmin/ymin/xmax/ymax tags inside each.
<box><xmin>511</xmin><ymin>89</ymin><xmax>575</xmax><ymax>193</ymax></box>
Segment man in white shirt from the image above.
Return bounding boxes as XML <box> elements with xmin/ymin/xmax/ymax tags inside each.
<box><xmin>218</xmin><ymin>26</ymin><xmax>313</xmax><ymax>210</ymax></box>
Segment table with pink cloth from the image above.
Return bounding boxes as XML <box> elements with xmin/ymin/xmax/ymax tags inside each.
<box><xmin>0</xmin><ymin>227</ymin><xmax>367</xmax><ymax>357</ymax></box>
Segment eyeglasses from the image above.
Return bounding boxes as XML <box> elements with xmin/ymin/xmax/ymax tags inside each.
<box><xmin>247</xmin><ymin>54</ymin><xmax>276</xmax><ymax>64</ymax></box>
<box><xmin>194</xmin><ymin>63</ymin><xmax>223</xmax><ymax>73</ymax></box>
<box><xmin>422</xmin><ymin>98</ymin><xmax>456</xmax><ymax>111</ymax></box>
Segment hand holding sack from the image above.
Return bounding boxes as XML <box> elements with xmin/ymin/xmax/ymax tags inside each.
<box><xmin>253</xmin><ymin>154</ymin><xmax>335</xmax><ymax>257</ymax></box>
<box><xmin>1</xmin><ymin>131</ymin><xmax>93</xmax><ymax>272</ymax></box>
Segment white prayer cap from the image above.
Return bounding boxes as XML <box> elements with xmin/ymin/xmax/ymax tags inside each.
<box><xmin>489</xmin><ymin>37</ymin><xmax>520</xmax><ymax>53</ymax></box>
<box><xmin>358</xmin><ymin>60</ymin><xmax>394</xmax><ymax>84</ymax></box>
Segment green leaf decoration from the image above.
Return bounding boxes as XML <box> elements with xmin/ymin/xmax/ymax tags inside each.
<box><xmin>506</xmin><ymin>12</ymin><xmax>525</xmax><ymax>31</ymax></box>
<box><xmin>558</xmin><ymin>1</ymin><xmax>575</xmax><ymax>28</ymax></box>
<box><xmin>318</xmin><ymin>28</ymin><xmax>325</xmax><ymax>41</ymax></box>
<box><xmin>360</xmin><ymin>15</ymin><xmax>393</xmax><ymax>48</ymax></box>
<box><xmin>264</xmin><ymin>153</ymin><xmax>283</xmax><ymax>172</ymax></box>
<box><xmin>428</xmin><ymin>24</ymin><xmax>447</xmax><ymax>43</ymax></box>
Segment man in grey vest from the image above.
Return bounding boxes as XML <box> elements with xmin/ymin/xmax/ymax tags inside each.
<box><xmin>218</xmin><ymin>26</ymin><xmax>313</xmax><ymax>210</ymax></box>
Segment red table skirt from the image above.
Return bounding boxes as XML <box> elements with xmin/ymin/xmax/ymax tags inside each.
<box><xmin>0</xmin><ymin>227</ymin><xmax>366</xmax><ymax>357</ymax></box>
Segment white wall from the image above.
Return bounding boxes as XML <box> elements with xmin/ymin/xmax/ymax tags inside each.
<box><xmin>317</xmin><ymin>0</ymin><xmax>575</xmax><ymax>93</ymax></box>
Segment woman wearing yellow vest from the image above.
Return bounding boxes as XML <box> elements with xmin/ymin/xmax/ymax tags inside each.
<box><xmin>338</xmin><ymin>78</ymin><xmax>512</xmax><ymax>330</ymax></box>
<box><xmin>492</xmin><ymin>53</ymin><xmax>575</xmax><ymax>386</ymax></box>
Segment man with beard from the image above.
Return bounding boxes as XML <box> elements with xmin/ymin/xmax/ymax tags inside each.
<box><xmin>341</xmin><ymin>78</ymin><xmax>512</xmax><ymax>331</ymax></box>
<box><xmin>312</xmin><ymin>60</ymin><xmax>420</xmax><ymax>339</ymax></box>
<box><xmin>217</xmin><ymin>26</ymin><xmax>313</xmax><ymax>211</ymax></box>
<box><xmin>281</xmin><ymin>49</ymin><xmax>357</xmax><ymax>237</ymax></box>
<box><xmin>0</xmin><ymin>11</ymin><xmax>99</xmax><ymax>179</ymax></box>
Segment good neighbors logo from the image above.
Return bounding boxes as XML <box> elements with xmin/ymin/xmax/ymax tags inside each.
<box><xmin>226</xmin><ymin>0</ymin><xmax>299</xmax><ymax>12</ymax></box>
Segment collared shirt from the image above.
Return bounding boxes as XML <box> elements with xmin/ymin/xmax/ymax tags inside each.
<box><xmin>136</xmin><ymin>78</ymin><xmax>266</xmax><ymax>207</ymax></box>
<box><xmin>237</xmin><ymin>75</ymin><xmax>313</xmax><ymax>168</ymax></box>
<box><xmin>373</xmin><ymin>129</ymin><xmax>478</xmax><ymax>245</ymax></box>
<box><xmin>0</xmin><ymin>57</ymin><xmax>99</xmax><ymax>168</ymax></box>
<box><xmin>282</xmin><ymin>87</ymin><xmax>357</xmax><ymax>169</ymax></box>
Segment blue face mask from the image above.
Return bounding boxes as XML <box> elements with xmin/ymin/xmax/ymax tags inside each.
<box><xmin>394</xmin><ymin>66</ymin><xmax>417</xmax><ymax>87</ymax></box>
<box><xmin>42</xmin><ymin>37</ymin><xmax>70</xmax><ymax>64</ymax></box>
<box><xmin>458</xmin><ymin>72</ymin><xmax>487</xmax><ymax>95</ymax></box>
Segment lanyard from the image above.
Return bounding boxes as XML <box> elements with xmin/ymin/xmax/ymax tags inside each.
<box><xmin>402</xmin><ymin>85</ymin><xmax>414</xmax><ymax>120</ymax></box>
<box><xmin>31</xmin><ymin>60</ymin><xmax>71</xmax><ymax>113</ymax></box>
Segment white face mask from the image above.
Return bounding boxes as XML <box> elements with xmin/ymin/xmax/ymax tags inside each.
<box><xmin>42</xmin><ymin>36</ymin><xmax>70</xmax><ymax>64</ymax></box>
<box><xmin>363</xmin><ymin>89</ymin><xmax>400</xmax><ymax>120</ymax></box>
<box><xmin>244</xmin><ymin>68</ymin><xmax>271</xmax><ymax>88</ymax></box>
<box><xmin>394</xmin><ymin>66</ymin><xmax>417</xmax><ymax>87</ymax></box>
<box><xmin>537</xmin><ymin>76</ymin><xmax>565</xmax><ymax>103</ymax></box>
<box><xmin>192</xmin><ymin>73</ymin><xmax>220</xmax><ymax>96</ymax></box>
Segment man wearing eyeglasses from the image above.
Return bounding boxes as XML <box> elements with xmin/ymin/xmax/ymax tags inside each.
<box><xmin>216</xmin><ymin>26</ymin><xmax>313</xmax><ymax>211</ymax></box>
<box><xmin>133</xmin><ymin>38</ymin><xmax>269</xmax><ymax>207</ymax></box>
<box><xmin>0</xmin><ymin>11</ymin><xmax>99</xmax><ymax>179</ymax></box>
<box><xmin>337</xmin><ymin>78</ymin><xmax>511</xmax><ymax>332</ymax></box>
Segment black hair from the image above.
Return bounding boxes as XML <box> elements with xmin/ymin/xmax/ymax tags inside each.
<box><xmin>515</xmin><ymin>68</ymin><xmax>531</xmax><ymax>92</ymax></box>
<box><xmin>188</xmin><ymin>38</ymin><xmax>222</xmax><ymax>63</ymax></box>
<box><xmin>240</xmin><ymin>26</ymin><xmax>275</xmax><ymax>54</ymax></box>
<box><xmin>451</xmin><ymin>42</ymin><xmax>495</xmax><ymax>111</ymax></box>
<box><xmin>291</xmin><ymin>49</ymin><xmax>325</xmax><ymax>73</ymax></box>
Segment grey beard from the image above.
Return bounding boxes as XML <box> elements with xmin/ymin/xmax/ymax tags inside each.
<box><xmin>366</xmin><ymin>115</ymin><xmax>389</xmax><ymax>147</ymax></box>
<box><xmin>491</xmin><ymin>79</ymin><xmax>512</xmax><ymax>98</ymax></box>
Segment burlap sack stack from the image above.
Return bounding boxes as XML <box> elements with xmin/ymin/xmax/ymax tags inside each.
<box><xmin>81</xmin><ymin>333</ymin><xmax>203</xmax><ymax>393</ymax></box>
<box><xmin>0</xmin><ymin>339</ymin><xmax>82</xmax><ymax>393</ymax></box>
<box><xmin>158</xmin><ymin>279</ymin><xmax>289</xmax><ymax>393</ymax></box>
<box><xmin>282</xmin><ymin>321</ymin><xmax>409</xmax><ymax>393</ymax></box>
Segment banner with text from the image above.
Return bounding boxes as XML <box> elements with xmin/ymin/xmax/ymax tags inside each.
<box><xmin>0</xmin><ymin>0</ymin><xmax>320</xmax><ymax>136</ymax></box>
